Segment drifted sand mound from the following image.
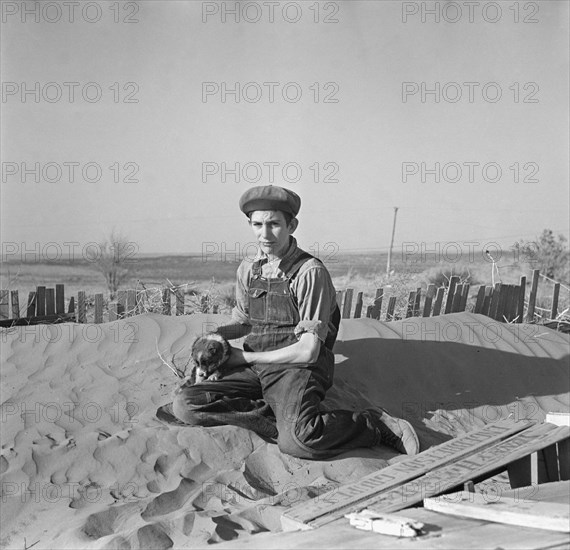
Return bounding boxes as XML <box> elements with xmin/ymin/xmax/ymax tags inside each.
<box><xmin>0</xmin><ymin>312</ymin><xmax>568</xmax><ymax>549</ymax></box>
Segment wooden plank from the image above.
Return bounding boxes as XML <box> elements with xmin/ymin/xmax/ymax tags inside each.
<box><xmin>126</xmin><ymin>289</ymin><xmax>136</xmax><ymax>317</ymax></box>
<box><xmin>474</xmin><ymin>286</ymin><xmax>486</xmax><ymax>314</ymax></box>
<box><xmin>77</xmin><ymin>291</ymin><xmax>86</xmax><ymax>323</ymax></box>
<box><xmin>432</xmin><ymin>287</ymin><xmax>445</xmax><ymax>316</ymax></box>
<box><xmin>386</xmin><ymin>296</ymin><xmax>396</xmax><ymax>321</ymax></box>
<box><xmin>27</xmin><ymin>291</ymin><xmax>36</xmax><ymax>317</ymax></box>
<box><xmin>551</xmin><ymin>283</ymin><xmax>561</xmax><ymax>320</ymax></box>
<box><xmin>516</xmin><ymin>276</ymin><xmax>526</xmax><ymax>323</ymax></box>
<box><xmin>67</xmin><ymin>296</ymin><xmax>75</xmax><ymax>314</ymax></box>
<box><xmin>459</xmin><ymin>283</ymin><xmax>470</xmax><ymax>312</ymax></box>
<box><xmin>451</xmin><ymin>284</ymin><xmax>463</xmax><ymax>313</ymax></box>
<box><xmin>0</xmin><ymin>290</ymin><xmax>10</xmax><ymax>320</ymax></box>
<box><xmin>353</xmin><ymin>292</ymin><xmax>363</xmax><ymax>319</ymax></box>
<box><xmin>481</xmin><ymin>286</ymin><xmax>493</xmax><ymax>317</ymax></box>
<box><xmin>422</xmin><ymin>284</ymin><xmax>436</xmax><ymax>317</ymax></box>
<box><xmin>176</xmin><ymin>288</ymin><xmax>185</xmax><ymax>316</ymax></box>
<box><xmin>55</xmin><ymin>284</ymin><xmax>65</xmax><ymax>314</ymax></box>
<box><xmin>526</xmin><ymin>269</ymin><xmax>540</xmax><ymax>322</ymax></box>
<box><xmin>162</xmin><ymin>288</ymin><xmax>171</xmax><ymax>315</ymax></box>
<box><xmin>405</xmin><ymin>291</ymin><xmax>415</xmax><ymax>318</ymax></box>
<box><xmin>542</xmin><ymin>444</ymin><xmax>561</xmax><ymax>482</ymax></box>
<box><xmin>282</xmin><ymin>420</ymin><xmax>533</xmax><ymax>531</ymax></box>
<box><xmin>10</xmin><ymin>290</ymin><xmax>20</xmax><ymax>319</ymax></box>
<box><xmin>424</xmin><ymin>491</ymin><xmax>569</xmax><ymax>532</ymax></box>
<box><xmin>136</xmin><ymin>290</ymin><xmax>145</xmax><ymax>314</ymax></box>
<box><xmin>507</xmin><ymin>285</ymin><xmax>519</xmax><ymax>322</ymax></box>
<box><xmin>342</xmin><ymin>288</ymin><xmax>354</xmax><ymax>319</ymax></box>
<box><xmin>0</xmin><ymin>313</ymin><xmax>76</xmax><ymax>328</ymax></box>
<box><xmin>45</xmin><ymin>288</ymin><xmax>55</xmax><ymax>316</ymax></box>
<box><xmin>94</xmin><ymin>294</ymin><xmax>104</xmax><ymax>324</ymax></box>
<box><xmin>365</xmin><ymin>305</ymin><xmax>373</xmax><ymax>318</ymax></box>
<box><xmin>362</xmin><ymin>424</ymin><xmax>569</xmax><ymax>518</ymax></box>
<box><xmin>489</xmin><ymin>283</ymin><xmax>502</xmax><ymax>320</ymax></box>
<box><xmin>444</xmin><ymin>276</ymin><xmax>459</xmax><ymax>314</ymax></box>
<box><xmin>36</xmin><ymin>286</ymin><xmax>46</xmax><ymax>316</ymax></box>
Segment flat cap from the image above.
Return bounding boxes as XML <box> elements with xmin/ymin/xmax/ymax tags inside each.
<box><xmin>239</xmin><ymin>185</ymin><xmax>301</xmax><ymax>217</ymax></box>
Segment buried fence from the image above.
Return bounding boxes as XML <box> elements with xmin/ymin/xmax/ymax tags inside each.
<box><xmin>0</xmin><ymin>269</ymin><xmax>566</xmax><ymax>329</ymax></box>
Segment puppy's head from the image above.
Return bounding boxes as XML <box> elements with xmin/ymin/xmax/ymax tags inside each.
<box><xmin>191</xmin><ymin>333</ymin><xmax>230</xmax><ymax>374</ymax></box>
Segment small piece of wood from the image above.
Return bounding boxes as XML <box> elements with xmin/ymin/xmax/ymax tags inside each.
<box><xmin>108</xmin><ymin>302</ymin><xmax>118</xmax><ymax>322</ymax></box>
<box><xmin>67</xmin><ymin>296</ymin><xmax>75</xmax><ymax>314</ymax></box>
<box><xmin>77</xmin><ymin>291</ymin><xmax>86</xmax><ymax>323</ymax></box>
<box><xmin>413</xmin><ymin>287</ymin><xmax>421</xmax><ymax>316</ymax></box>
<box><xmin>459</xmin><ymin>283</ymin><xmax>470</xmax><ymax>312</ymax></box>
<box><xmin>126</xmin><ymin>289</ymin><xmax>136</xmax><ymax>317</ymax></box>
<box><xmin>0</xmin><ymin>313</ymin><xmax>76</xmax><ymax>328</ymax></box>
<box><xmin>424</xmin><ymin>491</ymin><xmax>569</xmax><ymax>533</ymax></box>
<box><xmin>335</xmin><ymin>290</ymin><xmax>342</xmax><ymax>310</ymax></box>
<box><xmin>489</xmin><ymin>283</ymin><xmax>502</xmax><ymax>320</ymax></box>
<box><xmin>117</xmin><ymin>290</ymin><xmax>127</xmax><ymax>319</ymax></box>
<box><xmin>344</xmin><ymin>510</ymin><xmax>424</xmax><ymax>537</ymax></box>
<box><xmin>481</xmin><ymin>286</ymin><xmax>493</xmax><ymax>317</ymax></box>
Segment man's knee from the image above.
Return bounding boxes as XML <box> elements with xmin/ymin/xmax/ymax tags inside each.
<box><xmin>276</xmin><ymin>422</ymin><xmax>323</xmax><ymax>459</ymax></box>
<box><xmin>172</xmin><ymin>385</ymin><xmax>214</xmax><ymax>424</ymax></box>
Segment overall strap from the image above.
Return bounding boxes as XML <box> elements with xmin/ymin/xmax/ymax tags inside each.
<box><xmin>278</xmin><ymin>251</ymin><xmax>315</xmax><ymax>279</ymax></box>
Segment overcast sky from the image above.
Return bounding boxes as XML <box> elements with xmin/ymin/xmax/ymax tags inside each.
<box><xmin>1</xmin><ymin>0</ymin><xmax>568</xmax><ymax>259</ymax></box>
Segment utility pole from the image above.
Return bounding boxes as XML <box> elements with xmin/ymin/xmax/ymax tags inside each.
<box><xmin>386</xmin><ymin>207</ymin><xmax>398</xmax><ymax>276</ymax></box>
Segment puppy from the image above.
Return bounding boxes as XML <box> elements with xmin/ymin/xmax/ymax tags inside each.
<box><xmin>190</xmin><ymin>332</ymin><xmax>231</xmax><ymax>384</ymax></box>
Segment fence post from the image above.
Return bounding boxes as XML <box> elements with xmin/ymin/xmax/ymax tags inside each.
<box><xmin>109</xmin><ymin>302</ymin><xmax>118</xmax><ymax>322</ymax></box>
<box><xmin>77</xmin><ymin>291</ymin><xmax>87</xmax><ymax>323</ymax></box>
<box><xmin>406</xmin><ymin>291</ymin><xmax>415</xmax><ymax>318</ymax></box>
<box><xmin>27</xmin><ymin>291</ymin><xmax>36</xmax><ymax>317</ymax></box>
<box><xmin>0</xmin><ymin>290</ymin><xmax>8</xmax><ymax>320</ymax></box>
<box><xmin>489</xmin><ymin>283</ymin><xmax>502</xmax><ymax>320</ymax></box>
<box><xmin>342</xmin><ymin>288</ymin><xmax>354</xmax><ymax>319</ymax></box>
<box><xmin>432</xmin><ymin>287</ymin><xmax>445</xmax><ymax>316</ymax></box>
<box><xmin>386</xmin><ymin>296</ymin><xmax>397</xmax><ymax>321</ymax></box>
<box><xmin>10</xmin><ymin>290</ymin><xmax>20</xmax><ymax>319</ymax></box>
<box><xmin>117</xmin><ymin>291</ymin><xmax>128</xmax><ymax>319</ymax></box>
<box><xmin>526</xmin><ymin>269</ymin><xmax>540</xmax><ymax>322</ymax></box>
<box><xmin>444</xmin><ymin>276</ymin><xmax>459</xmax><ymax>314</ymax></box>
<box><xmin>413</xmin><ymin>287</ymin><xmax>421</xmax><ymax>316</ymax></box>
<box><xmin>459</xmin><ymin>284</ymin><xmax>470</xmax><ymax>312</ymax></box>
<box><xmin>127</xmin><ymin>289</ymin><xmax>136</xmax><ymax>317</ymax></box>
<box><xmin>36</xmin><ymin>286</ymin><xmax>46</xmax><ymax>316</ymax></box>
<box><xmin>55</xmin><ymin>284</ymin><xmax>65</xmax><ymax>314</ymax></box>
<box><xmin>354</xmin><ymin>291</ymin><xmax>363</xmax><ymax>318</ymax></box>
<box><xmin>46</xmin><ymin>288</ymin><xmax>55</xmax><ymax>316</ymax></box>
<box><xmin>94</xmin><ymin>294</ymin><xmax>104</xmax><ymax>324</ymax></box>
<box><xmin>176</xmin><ymin>288</ymin><xmax>185</xmax><ymax>316</ymax></box>
<box><xmin>551</xmin><ymin>283</ymin><xmax>560</xmax><ymax>320</ymax></box>
<box><xmin>451</xmin><ymin>284</ymin><xmax>463</xmax><ymax>313</ymax></box>
<box><xmin>516</xmin><ymin>276</ymin><xmax>526</xmax><ymax>323</ymax></box>
<box><xmin>474</xmin><ymin>285</ymin><xmax>486</xmax><ymax>314</ymax></box>
<box><xmin>163</xmin><ymin>288</ymin><xmax>172</xmax><ymax>315</ymax></box>
<box><xmin>422</xmin><ymin>284</ymin><xmax>436</xmax><ymax>317</ymax></box>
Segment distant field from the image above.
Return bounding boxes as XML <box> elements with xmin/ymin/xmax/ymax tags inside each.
<box><xmin>2</xmin><ymin>248</ymin><xmax>551</xmax><ymax>320</ymax></box>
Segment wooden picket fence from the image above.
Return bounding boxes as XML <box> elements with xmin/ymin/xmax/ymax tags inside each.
<box><xmin>0</xmin><ymin>269</ymin><xmax>564</xmax><ymax>328</ymax></box>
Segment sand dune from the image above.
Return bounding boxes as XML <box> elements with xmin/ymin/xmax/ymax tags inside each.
<box><xmin>1</xmin><ymin>312</ymin><xmax>568</xmax><ymax>549</ymax></box>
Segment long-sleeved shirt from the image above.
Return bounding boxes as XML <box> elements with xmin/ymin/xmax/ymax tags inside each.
<box><xmin>232</xmin><ymin>236</ymin><xmax>338</xmax><ymax>344</ymax></box>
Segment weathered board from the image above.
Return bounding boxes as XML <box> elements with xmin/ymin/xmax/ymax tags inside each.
<box><xmin>282</xmin><ymin>420</ymin><xmax>531</xmax><ymax>531</ymax></box>
<box><xmin>424</xmin><ymin>491</ymin><xmax>569</xmax><ymax>532</ymax></box>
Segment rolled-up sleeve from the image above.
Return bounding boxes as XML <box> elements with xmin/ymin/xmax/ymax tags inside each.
<box><xmin>231</xmin><ymin>262</ymin><xmax>252</xmax><ymax>325</ymax></box>
<box><xmin>293</xmin><ymin>265</ymin><xmax>336</xmax><ymax>343</ymax></box>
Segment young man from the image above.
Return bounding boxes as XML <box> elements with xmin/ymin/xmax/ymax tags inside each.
<box><xmin>170</xmin><ymin>185</ymin><xmax>419</xmax><ymax>459</ymax></box>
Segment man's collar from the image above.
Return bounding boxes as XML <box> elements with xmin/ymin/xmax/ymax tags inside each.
<box><xmin>254</xmin><ymin>236</ymin><xmax>298</xmax><ymax>263</ymax></box>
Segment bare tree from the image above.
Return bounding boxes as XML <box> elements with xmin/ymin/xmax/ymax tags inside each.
<box><xmin>92</xmin><ymin>229</ymin><xmax>134</xmax><ymax>299</ymax></box>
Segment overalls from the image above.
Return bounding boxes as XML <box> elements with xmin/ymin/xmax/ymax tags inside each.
<box><xmin>172</xmin><ymin>252</ymin><xmax>378</xmax><ymax>459</ymax></box>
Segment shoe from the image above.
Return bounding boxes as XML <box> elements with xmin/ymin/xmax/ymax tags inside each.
<box><xmin>364</xmin><ymin>408</ymin><xmax>420</xmax><ymax>455</ymax></box>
